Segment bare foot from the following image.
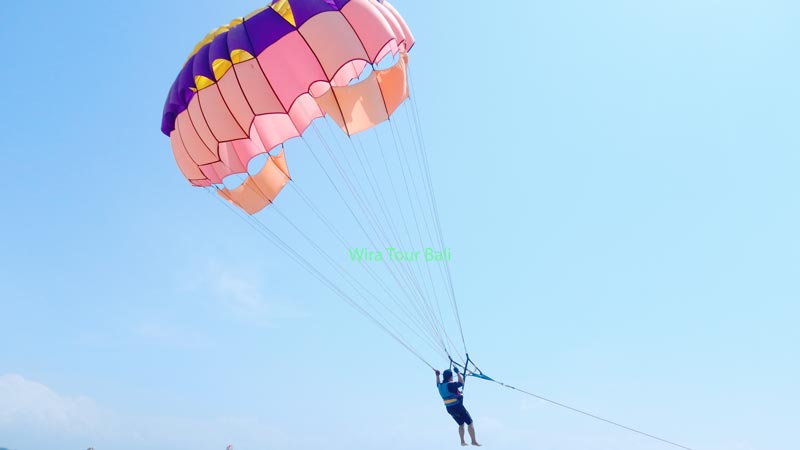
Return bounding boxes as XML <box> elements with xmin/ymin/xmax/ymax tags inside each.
<box><xmin>471</xmin><ymin>443</ymin><xmax>482</xmax><ymax>447</ymax></box>
<box><xmin>461</xmin><ymin>442</ymin><xmax>468</xmax><ymax>447</ymax></box>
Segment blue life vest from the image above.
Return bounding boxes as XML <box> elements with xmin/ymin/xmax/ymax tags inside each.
<box><xmin>437</xmin><ymin>382</ymin><xmax>461</xmax><ymax>407</ymax></box>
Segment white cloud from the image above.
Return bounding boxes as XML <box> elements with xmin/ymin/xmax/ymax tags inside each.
<box><xmin>177</xmin><ymin>261</ymin><xmax>306</xmax><ymax>324</ymax></box>
<box><xmin>0</xmin><ymin>374</ymin><xmax>104</xmax><ymax>435</ymax></box>
<box><xmin>131</xmin><ymin>320</ymin><xmax>214</xmax><ymax>349</ymax></box>
<box><xmin>0</xmin><ymin>374</ymin><xmax>288</xmax><ymax>450</ymax></box>
<box><xmin>213</xmin><ymin>270</ymin><xmax>272</xmax><ymax>319</ymax></box>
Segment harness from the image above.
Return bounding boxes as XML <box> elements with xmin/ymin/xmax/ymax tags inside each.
<box><xmin>437</xmin><ymin>382</ymin><xmax>461</xmax><ymax>407</ymax></box>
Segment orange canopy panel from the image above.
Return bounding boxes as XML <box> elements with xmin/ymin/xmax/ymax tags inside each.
<box><xmin>316</xmin><ymin>55</ymin><xmax>409</xmax><ymax>136</ymax></box>
<box><xmin>218</xmin><ymin>151</ymin><xmax>291</xmax><ymax>215</ymax></box>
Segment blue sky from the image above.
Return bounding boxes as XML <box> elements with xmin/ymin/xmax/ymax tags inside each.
<box><xmin>1</xmin><ymin>1</ymin><xmax>799</xmax><ymax>449</ymax></box>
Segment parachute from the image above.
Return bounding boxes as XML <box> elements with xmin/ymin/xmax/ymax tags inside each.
<box><xmin>161</xmin><ymin>0</ymin><xmax>467</xmax><ymax>369</ymax></box>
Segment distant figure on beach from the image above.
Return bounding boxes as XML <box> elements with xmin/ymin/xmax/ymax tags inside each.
<box><xmin>435</xmin><ymin>368</ymin><xmax>481</xmax><ymax>446</ymax></box>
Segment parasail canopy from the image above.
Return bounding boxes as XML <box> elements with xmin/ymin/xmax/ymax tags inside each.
<box><xmin>162</xmin><ymin>0</ymin><xmax>414</xmax><ymax>215</ymax></box>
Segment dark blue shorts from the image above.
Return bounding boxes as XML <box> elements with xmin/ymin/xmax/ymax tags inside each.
<box><xmin>446</xmin><ymin>404</ymin><xmax>473</xmax><ymax>426</ymax></box>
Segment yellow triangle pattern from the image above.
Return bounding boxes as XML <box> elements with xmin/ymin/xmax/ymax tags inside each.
<box><xmin>271</xmin><ymin>0</ymin><xmax>296</xmax><ymax>27</ymax></box>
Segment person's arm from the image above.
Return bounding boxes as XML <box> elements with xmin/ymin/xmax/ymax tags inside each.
<box><xmin>456</xmin><ymin>367</ymin><xmax>464</xmax><ymax>384</ymax></box>
<box><xmin>434</xmin><ymin>369</ymin><xmax>441</xmax><ymax>385</ymax></box>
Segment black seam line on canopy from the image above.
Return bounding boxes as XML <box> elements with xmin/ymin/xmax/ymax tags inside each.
<box><xmin>174</xmin><ymin>115</ymin><xmax>204</xmax><ymax>170</ymax></box>
<box><xmin>303</xmin><ymin>126</ymin><xmax>452</xmax><ymax>352</ymax></box>
<box><xmin>185</xmin><ymin>83</ymin><xmax>223</xmax><ymax>149</ymax></box>
<box><xmin>314</xmin><ymin>117</ymin><xmax>453</xmax><ymax>352</ymax></box>
<box><xmin>201</xmin><ymin>83</ymin><xmax>248</xmax><ymax>138</ymax></box>
<box><xmin>181</xmin><ymin>98</ymin><xmax>215</xmax><ymax>155</ymax></box>
<box><xmin>216</xmin><ymin>163</ymin><xmax>449</xmax><ymax>360</ymax></box>
<box><xmin>203</xmin><ymin>186</ymin><xmax>436</xmax><ymax>369</ymax></box>
<box><xmin>404</xmin><ymin>66</ymin><xmax>467</xmax><ymax>353</ymax></box>
<box><xmin>487</xmin><ymin>377</ymin><xmax>695</xmax><ymax>450</ymax></box>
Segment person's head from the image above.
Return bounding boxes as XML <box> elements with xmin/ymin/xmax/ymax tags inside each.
<box><xmin>442</xmin><ymin>369</ymin><xmax>453</xmax><ymax>382</ymax></box>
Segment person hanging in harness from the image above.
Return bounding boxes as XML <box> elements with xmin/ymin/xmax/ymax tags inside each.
<box><xmin>435</xmin><ymin>367</ymin><xmax>481</xmax><ymax>446</ymax></box>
